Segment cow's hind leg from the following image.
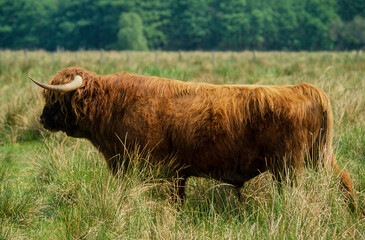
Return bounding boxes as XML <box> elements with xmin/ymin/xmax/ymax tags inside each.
<box><xmin>268</xmin><ymin>153</ymin><xmax>305</xmax><ymax>192</ymax></box>
<box><xmin>171</xmin><ymin>176</ymin><xmax>187</xmax><ymax>204</ymax></box>
<box><xmin>234</xmin><ymin>186</ymin><xmax>245</xmax><ymax>202</ymax></box>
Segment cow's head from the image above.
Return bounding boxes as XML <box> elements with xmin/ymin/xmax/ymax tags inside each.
<box><xmin>30</xmin><ymin>68</ymin><xmax>86</xmax><ymax>137</ymax></box>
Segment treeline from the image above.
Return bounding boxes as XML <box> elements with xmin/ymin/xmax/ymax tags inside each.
<box><xmin>0</xmin><ymin>0</ymin><xmax>365</xmax><ymax>51</ymax></box>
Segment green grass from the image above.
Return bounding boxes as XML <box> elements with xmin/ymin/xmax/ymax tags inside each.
<box><xmin>0</xmin><ymin>50</ymin><xmax>364</xmax><ymax>239</ymax></box>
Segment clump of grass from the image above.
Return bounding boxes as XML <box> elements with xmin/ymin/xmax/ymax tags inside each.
<box><xmin>0</xmin><ymin>144</ymin><xmax>39</xmax><ymax>238</ymax></box>
<box><xmin>0</xmin><ymin>82</ymin><xmax>44</xmax><ymax>144</ymax></box>
<box><xmin>29</xmin><ymin>135</ymin><xmax>181</xmax><ymax>238</ymax></box>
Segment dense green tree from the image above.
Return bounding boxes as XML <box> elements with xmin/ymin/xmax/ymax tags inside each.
<box><xmin>245</xmin><ymin>9</ymin><xmax>274</xmax><ymax>50</ymax></box>
<box><xmin>0</xmin><ymin>0</ymin><xmax>363</xmax><ymax>51</ymax></box>
<box><xmin>0</xmin><ymin>0</ymin><xmax>55</xmax><ymax>49</ymax></box>
<box><xmin>337</xmin><ymin>0</ymin><xmax>365</xmax><ymax>21</ymax></box>
<box><xmin>267</xmin><ymin>0</ymin><xmax>337</xmax><ymax>50</ymax></box>
<box><xmin>210</xmin><ymin>0</ymin><xmax>249</xmax><ymax>50</ymax></box>
<box><xmin>298</xmin><ymin>0</ymin><xmax>338</xmax><ymax>50</ymax></box>
<box><xmin>131</xmin><ymin>0</ymin><xmax>172</xmax><ymax>49</ymax></box>
<box><xmin>54</xmin><ymin>0</ymin><xmax>122</xmax><ymax>50</ymax></box>
<box><xmin>330</xmin><ymin>16</ymin><xmax>365</xmax><ymax>50</ymax></box>
<box><xmin>345</xmin><ymin>16</ymin><xmax>365</xmax><ymax>50</ymax></box>
<box><xmin>116</xmin><ymin>12</ymin><xmax>148</xmax><ymax>50</ymax></box>
<box><xmin>269</xmin><ymin>0</ymin><xmax>300</xmax><ymax>50</ymax></box>
<box><xmin>167</xmin><ymin>0</ymin><xmax>211</xmax><ymax>50</ymax></box>
<box><xmin>328</xmin><ymin>17</ymin><xmax>345</xmax><ymax>49</ymax></box>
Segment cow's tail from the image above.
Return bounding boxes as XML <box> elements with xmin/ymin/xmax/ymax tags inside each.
<box><xmin>324</xmin><ymin>106</ymin><xmax>364</xmax><ymax>216</ymax></box>
<box><xmin>299</xmin><ymin>84</ymin><xmax>362</xmax><ymax>217</ymax></box>
<box><xmin>323</xmin><ymin>107</ymin><xmax>364</xmax><ymax>217</ymax></box>
<box><xmin>320</xmin><ymin>100</ymin><xmax>354</xmax><ymax>196</ymax></box>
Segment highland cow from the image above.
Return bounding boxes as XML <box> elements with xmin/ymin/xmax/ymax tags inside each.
<box><xmin>30</xmin><ymin>67</ymin><xmax>361</xmax><ymax>215</ymax></box>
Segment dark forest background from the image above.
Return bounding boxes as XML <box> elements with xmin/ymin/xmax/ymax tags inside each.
<box><xmin>1</xmin><ymin>0</ymin><xmax>365</xmax><ymax>51</ymax></box>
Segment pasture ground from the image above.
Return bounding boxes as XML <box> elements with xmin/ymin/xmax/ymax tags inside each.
<box><xmin>0</xmin><ymin>51</ymin><xmax>364</xmax><ymax>239</ymax></box>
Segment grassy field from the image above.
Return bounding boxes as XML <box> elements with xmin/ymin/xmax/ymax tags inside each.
<box><xmin>0</xmin><ymin>50</ymin><xmax>364</xmax><ymax>239</ymax></box>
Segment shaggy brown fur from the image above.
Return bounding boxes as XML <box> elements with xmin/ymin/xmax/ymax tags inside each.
<box><xmin>38</xmin><ymin>67</ymin><xmax>361</xmax><ymax>215</ymax></box>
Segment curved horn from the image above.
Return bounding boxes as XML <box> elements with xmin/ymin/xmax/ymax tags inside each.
<box><xmin>29</xmin><ymin>75</ymin><xmax>83</xmax><ymax>92</ymax></box>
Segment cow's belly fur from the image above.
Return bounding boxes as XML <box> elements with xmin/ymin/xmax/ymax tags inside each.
<box><xmin>189</xmin><ymin>156</ymin><xmax>267</xmax><ymax>186</ymax></box>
